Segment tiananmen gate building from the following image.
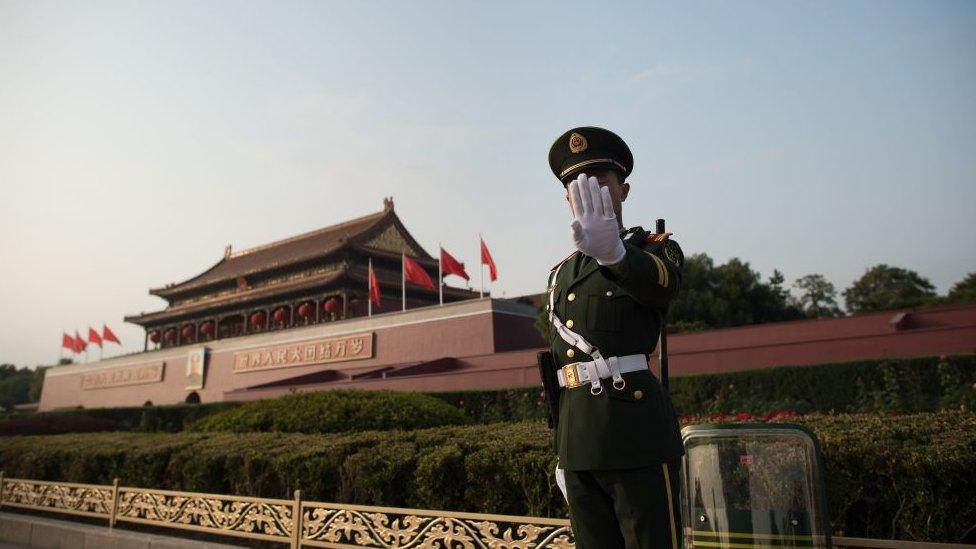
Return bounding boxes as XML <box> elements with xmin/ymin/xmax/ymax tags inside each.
<box><xmin>37</xmin><ymin>199</ymin><xmax>976</xmax><ymax>411</ymax></box>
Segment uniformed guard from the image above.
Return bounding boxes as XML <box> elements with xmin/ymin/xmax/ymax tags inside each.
<box><xmin>540</xmin><ymin>126</ymin><xmax>685</xmax><ymax>549</ymax></box>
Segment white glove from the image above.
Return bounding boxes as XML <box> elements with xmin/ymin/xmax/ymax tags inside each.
<box><xmin>568</xmin><ymin>173</ymin><xmax>626</xmax><ymax>265</ymax></box>
<box><xmin>555</xmin><ymin>462</ymin><xmax>568</xmax><ymax>503</ymax></box>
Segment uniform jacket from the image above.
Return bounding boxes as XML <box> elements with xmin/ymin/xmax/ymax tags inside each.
<box><xmin>547</xmin><ymin>225</ymin><xmax>685</xmax><ymax>470</ymax></box>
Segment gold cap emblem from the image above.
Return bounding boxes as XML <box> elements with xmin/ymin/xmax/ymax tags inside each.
<box><xmin>569</xmin><ymin>132</ymin><xmax>587</xmax><ymax>153</ymax></box>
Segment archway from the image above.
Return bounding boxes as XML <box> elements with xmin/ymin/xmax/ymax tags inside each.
<box><xmin>185</xmin><ymin>392</ymin><xmax>201</xmax><ymax>404</ymax></box>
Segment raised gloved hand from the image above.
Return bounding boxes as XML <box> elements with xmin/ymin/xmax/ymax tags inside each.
<box><xmin>569</xmin><ymin>173</ymin><xmax>626</xmax><ymax>265</ymax></box>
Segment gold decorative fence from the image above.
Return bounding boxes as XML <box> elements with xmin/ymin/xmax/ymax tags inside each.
<box><xmin>0</xmin><ymin>473</ymin><xmax>968</xmax><ymax>548</ymax></box>
<box><xmin>0</xmin><ymin>472</ymin><xmax>574</xmax><ymax>548</ymax></box>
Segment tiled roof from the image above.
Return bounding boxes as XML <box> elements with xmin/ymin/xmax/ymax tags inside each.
<box><xmin>151</xmin><ymin>207</ymin><xmax>392</xmax><ymax>297</ymax></box>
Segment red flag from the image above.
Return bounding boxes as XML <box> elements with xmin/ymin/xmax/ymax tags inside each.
<box><xmin>102</xmin><ymin>324</ymin><xmax>121</xmax><ymax>345</ymax></box>
<box><xmin>88</xmin><ymin>326</ymin><xmax>103</xmax><ymax>348</ymax></box>
<box><xmin>62</xmin><ymin>332</ymin><xmax>75</xmax><ymax>351</ymax></box>
<box><xmin>74</xmin><ymin>329</ymin><xmax>87</xmax><ymax>353</ymax></box>
<box><xmin>368</xmin><ymin>260</ymin><xmax>382</xmax><ymax>306</ymax></box>
<box><xmin>480</xmin><ymin>237</ymin><xmax>498</xmax><ymax>282</ymax></box>
<box><xmin>403</xmin><ymin>255</ymin><xmax>435</xmax><ymax>290</ymax></box>
<box><xmin>440</xmin><ymin>247</ymin><xmax>470</xmax><ymax>281</ymax></box>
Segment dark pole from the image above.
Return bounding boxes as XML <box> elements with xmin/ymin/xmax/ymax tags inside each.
<box><xmin>656</xmin><ymin>218</ymin><xmax>670</xmax><ymax>391</ymax></box>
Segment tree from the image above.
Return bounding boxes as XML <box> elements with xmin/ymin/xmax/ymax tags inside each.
<box><xmin>668</xmin><ymin>254</ymin><xmax>803</xmax><ymax>329</ymax></box>
<box><xmin>945</xmin><ymin>273</ymin><xmax>976</xmax><ymax>304</ymax></box>
<box><xmin>30</xmin><ymin>366</ymin><xmax>49</xmax><ymax>402</ymax></box>
<box><xmin>794</xmin><ymin>274</ymin><xmax>844</xmax><ymax>318</ymax></box>
<box><xmin>0</xmin><ymin>364</ymin><xmax>33</xmax><ymax>410</ymax></box>
<box><xmin>843</xmin><ymin>264</ymin><xmax>936</xmax><ymax>313</ymax></box>
<box><xmin>759</xmin><ymin>269</ymin><xmax>806</xmax><ymax>322</ymax></box>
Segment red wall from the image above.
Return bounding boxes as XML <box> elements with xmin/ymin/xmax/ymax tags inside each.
<box><xmin>226</xmin><ymin>303</ymin><xmax>976</xmax><ymax>400</ymax></box>
<box><xmin>666</xmin><ymin>302</ymin><xmax>976</xmax><ymax>376</ymax></box>
<box><xmin>39</xmin><ymin>301</ymin><xmax>976</xmax><ymax>409</ymax></box>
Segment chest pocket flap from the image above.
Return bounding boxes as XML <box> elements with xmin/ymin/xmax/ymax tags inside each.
<box><xmin>586</xmin><ymin>284</ymin><xmax>636</xmax><ymax>333</ymax></box>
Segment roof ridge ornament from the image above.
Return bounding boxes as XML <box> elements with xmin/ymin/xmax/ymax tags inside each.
<box><xmin>383</xmin><ymin>196</ymin><xmax>394</xmax><ymax>211</ymax></box>
<box><xmin>224</xmin><ymin>244</ymin><xmax>233</xmax><ymax>259</ymax></box>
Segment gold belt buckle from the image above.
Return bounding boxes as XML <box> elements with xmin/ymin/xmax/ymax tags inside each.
<box><xmin>562</xmin><ymin>362</ymin><xmax>582</xmax><ymax>389</ymax></box>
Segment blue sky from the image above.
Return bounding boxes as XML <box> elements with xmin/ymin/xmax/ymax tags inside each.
<box><xmin>1</xmin><ymin>1</ymin><xmax>974</xmax><ymax>366</ymax></box>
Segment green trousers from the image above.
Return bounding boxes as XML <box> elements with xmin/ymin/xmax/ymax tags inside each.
<box><xmin>563</xmin><ymin>459</ymin><xmax>682</xmax><ymax>549</ymax></box>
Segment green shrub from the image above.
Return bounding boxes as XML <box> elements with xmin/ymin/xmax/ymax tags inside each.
<box><xmin>432</xmin><ymin>387</ymin><xmax>550</xmax><ymax>424</ymax></box>
<box><xmin>669</xmin><ymin>354</ymin><xmax>976</xmax><ymax>415</ymax></box>
<box><xmin>0</xmin><ymin>414</ymin><xmax>127</xmax><ymax>436</ymax></box>
<box><xmin>189</xmin><ymin>389</ymin><xmax>469</xmax><ymax>434</ymax></box>
<box><xmin>0</xmin><ymin>401</ymin><xmax>242</xmax><ymax>435</ymax></box>
<box><xmin>1</xmin><ymin>411</ymin><xmax>973</xmax><ymax>543</ymax></box>
<box><xmin>432</xmin><ymin>354</ymin><xmax>976</xmax><ymax>422</ymax></box>
<box><xmin>7</xmin><ymin>355</ymin><xmax>973</xmax><ymax>436</ymax></box>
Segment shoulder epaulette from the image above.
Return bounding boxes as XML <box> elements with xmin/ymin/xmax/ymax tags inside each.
<box><xmin>644</xmin><ymin>232</ymin><xmax>673</xmax><ymax>244</ymax></box>
<box><xmin>550</xmin><ymin>250</ymin><xmax>577</xmax><ymax>271</ymax></box>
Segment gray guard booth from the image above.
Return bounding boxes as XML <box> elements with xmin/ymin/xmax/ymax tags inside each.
<box><xmin>681</xmin><ymin>424</ymin><xmax>833</xmax><ymax>549</ymax></box>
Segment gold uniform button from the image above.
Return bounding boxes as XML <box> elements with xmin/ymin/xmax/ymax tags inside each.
<box><xmin>566</xmin><ymin>319</ymin><xmax>574</xmax><ymax>328</ymax></box>
<box><xmin>634</xmin><ymin>390</ymin><xmax>643</xmax><ymax>400</ymax></box>
<box><xmin>566</xmin><ymin>349</ymin><xmax>575</xmax><ymax>358</ymax></box>
<box><xmin>606</xmin><ymin>290</ymin><xmax>614</xmax><ymax>297</ymax></box>
<box><xmin>567</xmin><ymin>292</ymin><xmax>576</xmax><ymax>301</ymax></box>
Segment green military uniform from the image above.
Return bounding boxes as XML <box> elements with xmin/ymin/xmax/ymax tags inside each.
<box><xmin>545</xmin><ymin>127</ymin><xmax>685</xmax><ymax>549</ymax></box>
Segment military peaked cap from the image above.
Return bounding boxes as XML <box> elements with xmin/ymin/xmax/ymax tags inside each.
<box><xmin>548</xmin><ymin>126</ymin><xmax>634</xmax><ymax>185</ymax></box>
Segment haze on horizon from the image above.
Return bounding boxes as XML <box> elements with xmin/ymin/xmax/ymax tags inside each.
<box><xmin>1</xmin><ymin>1</ymin><xmax>974</xmax><ymax>367</ymax></box>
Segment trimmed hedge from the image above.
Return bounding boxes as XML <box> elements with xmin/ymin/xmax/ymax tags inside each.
<box><xmin>6</xmin><ymin>355</ymin><xmax>973</xmax><ymax>435</ymax></box>
<box><xmin>431</xmin><ymin>386</ymin><xmax>550</xmax><ymax>424</ymax></box>
<box><xmin>190</xmin><ymin>389</ymin><xmax>468</xmax><ymax>434</ymax></box>
<box><xmin>0</xmin><ymin>401</ymin><xmax>243</xmax><ymax>434</ymax></box>
<box><xmin>1</xmin><ymin>411</ymin><xmax>973</xmax><ymax>543</ymax></box>
<box><xmin>669</xmin><ymin>354</ymin><xmax>976</xmax><ymax>415</ymax></box>
<box><xmin>0</xmin><ymin>414</ymin><xmax>127</xmax><ymax>436</ymax></box>
<box><xmin>433</xmin><ymin>354</ymin><xmax>976</xmax><ymax>422</ymax></box>
<box><xmin>810</xmin><ymin>411</ymin><xmax>976</xmax><ymax>543</ymax></box>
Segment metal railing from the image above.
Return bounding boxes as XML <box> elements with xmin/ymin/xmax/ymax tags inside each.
<box><xmin>0</xmin><ymin>472</ymin><xmax>573</xmax><ymax>548</ymax></box>
<box><xmin>0</xmin><ymin>472</ymin><xmax>970</xmax><ymax>549</ymax></box>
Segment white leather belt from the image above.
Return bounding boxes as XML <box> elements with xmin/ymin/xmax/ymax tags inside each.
<box><xmin>556</xmin><ymin>353</ymin><xmax>648</xmax><ymax>392</ymax></box>
<box><xmin>547</xmin><ymin>259</ymin><xmax>628</xmax><ymax>394</ymax></box>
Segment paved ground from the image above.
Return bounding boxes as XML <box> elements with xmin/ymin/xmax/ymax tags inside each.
<box><xmin>0</xmin><ymin>511</ymin><xmax>244</xmax><ymax>548</ymax></box>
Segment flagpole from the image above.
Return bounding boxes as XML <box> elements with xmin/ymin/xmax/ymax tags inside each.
<box><xmin>368</xmin><ymin>258</ymin><xmax>373</xmax><ymax>317</ymax></box>
<box><xmin>479</xmin><ymin>233</ymin><xmax>484</xmax><ymax>299</ymax></box>
<box><xmin>401</xmin><ymin>252</ymin><xmax>406</xmax><ymax>312</ymax></box>
<box><xmin>59</xmin><ymin>329</ymin><xmax>64</xmax><ymax>362</ymax></box>
<box><xmin>438</xmin><ymin>242</ymin><xmax>443</xmax><ymax>306</ymax></box>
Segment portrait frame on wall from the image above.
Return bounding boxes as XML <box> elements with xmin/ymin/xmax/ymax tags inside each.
<box><xmin>185</xmin><ymin>347</ymin><xmax>207</xmax><ymax>390</ymax></box>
